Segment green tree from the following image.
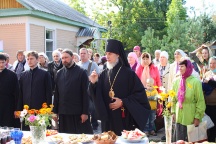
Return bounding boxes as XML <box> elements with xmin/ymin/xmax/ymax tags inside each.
<box><xmin>141</xmin><ymin>18</ymin><xmax>204</xmax><ymax>61</ymax></box>
<box><xmin>165</xmin><ymin>18</ymin><xmax>204</xmax><ymax>60</ymax></box>
<box><xmin>187</xmin><ymin>18</ymin><xmax>204</xmax><ymax>48</ymax></box>
<box><xmin>141</xmin><ymin>27</ymin><xmax>161</xmax><ymax>55</ymax></box>
<box><xmin>104</xmin><ymin>0</ymin><xmax>170</xmax><ymax>50</ymax></box>
<box><xmin>166</xmin><ymin>0</ymin><xmax>187</xmax><ymax>26</ymax></box>
<box><xmin>199</xmin><ymin>14</ymin><xmax>216</xmax><ymax>43</ymax></box>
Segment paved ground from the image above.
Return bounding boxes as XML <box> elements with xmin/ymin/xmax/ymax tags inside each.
<box><xmin>93</xmin><ymin>120</ymin><xmax>165</xmax><ymax>142</ymax></box>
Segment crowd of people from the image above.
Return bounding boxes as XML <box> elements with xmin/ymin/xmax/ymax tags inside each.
<box><xmin>0</xmin><ymin>39</ymin><xmax>215</xmax><ymax>142</ymax></box>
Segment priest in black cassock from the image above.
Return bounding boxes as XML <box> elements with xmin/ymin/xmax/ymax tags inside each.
<box><xmin>53</xmin><ymin>49</ymin><xmax>93</xmax><ymax>134</ymax></box>
<box><xmin>0</xmin><ymin>53</ymin><xmax>19</xmax><ymax>127</ymax></box>
<box><xmin>17</xmin><ymin>51</ymin><xmax>52</xmax><ymax>130</ymax></box>
<box><xmin>89</xmin><ymin>39</ymin><xmax>151</xmax><ymax>135</ymax></box>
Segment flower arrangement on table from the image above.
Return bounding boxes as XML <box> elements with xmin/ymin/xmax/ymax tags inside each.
<box><xmin>15</xmin><ymin>103</ymin><xmax>54</xmax><ymax>127</ymax></box>
<box><xmin>157</xmin><ymin>87</ymin><xmax>176</xmax><ymax>144</ymax></box>
<box><xmin>15</xmin><ymin>103</ymin><xmax>54</xmax><ymax>143</ymax></box>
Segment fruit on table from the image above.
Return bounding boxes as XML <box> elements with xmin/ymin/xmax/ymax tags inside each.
<box><xmin>46</xmin><ymin>130</ymin><xmax>58</xmax><ymax>136</ymax></box>
<box><xmin>121</xmin><ymin>128</ymin><xmax>146</xmax><ymax>140</ymax></box>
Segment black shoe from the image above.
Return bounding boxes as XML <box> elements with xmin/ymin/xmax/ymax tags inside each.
<box><xmin>161</xmin><ymin>135</ymin><xmax>166</xmax><ymax>141</ymax></box>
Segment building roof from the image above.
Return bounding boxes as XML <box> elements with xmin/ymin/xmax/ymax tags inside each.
<box><xmin>76</xmin><ymin>27</ymin><xmax>98</xmax><ymax>37</ymax></box>
<box><xmin>0</xmin><ymin>0</ymin><xmax>106</xmax><ymax>32</ymax></box>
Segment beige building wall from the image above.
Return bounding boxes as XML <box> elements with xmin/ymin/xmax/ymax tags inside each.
<box><xmin>56</xmin><ymin>29</ymin><xmax>77</xmax><ymax>52</ymax></box>
<box><xmin>30</xmin><ymin>24</ymin><xmax>45</xmax><ymax>52</ymax></box>
<box><xmin>0</xmin><ymin>23</ymin><xmax>26</xmax><ymax>63</ymax></box>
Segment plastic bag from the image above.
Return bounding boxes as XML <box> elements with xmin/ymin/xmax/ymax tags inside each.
<box><xmin>187</xmin><ymin>121</ymin><xmax>207</xmax><ymax>143</ymax></box>
<box><xmin>202</xmin><ymin>113</ymin><xmax>214</xmax><ymax>129</ymax></box>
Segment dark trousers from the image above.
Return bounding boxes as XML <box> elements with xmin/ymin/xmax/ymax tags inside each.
<box><xmin>89</xmin><ymin>99</ymin><xmax>98</xmax><ymax>128</ymax></box>
<box><xmin>206</xmin><ymin>105</ymin><xmax>216</xmax><ymax>142</ymax></box>
<box><xmin>173</xmin><ymin>123</ymin><xmax>188</xmax><ymax>142</ymax></box>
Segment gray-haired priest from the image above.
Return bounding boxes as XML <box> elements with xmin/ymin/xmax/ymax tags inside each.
<box><xmin>89</xmin><ymin>39</ymin><xmax>151</xmax><ymax>135</ymax></box>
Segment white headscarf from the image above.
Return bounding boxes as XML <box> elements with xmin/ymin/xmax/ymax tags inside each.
<box><xmin>175</xmin><ymin>49</ymin><xmax>186</xmax><ymax>58</ymax></box>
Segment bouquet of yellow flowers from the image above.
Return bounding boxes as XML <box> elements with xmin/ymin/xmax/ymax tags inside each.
<box><xmin>15</xmin><ymin>103</ymin><xmax>54</xmax><ymax>127</ymax></box>
<box><xmin>158</xmin><ymin>88</ymin><xmax>176</xmax><ymax>117</ymax></box>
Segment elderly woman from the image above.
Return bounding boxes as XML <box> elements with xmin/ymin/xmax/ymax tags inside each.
<box><xmin>48</xmin><ymin>50</ymin><xmax>63</xmax><ymax>92</ymax></box>
<box><xmin>127</xmin><ymin>52</ymin><xmax>139</xmax><ymax>71</ymax></box>
<box><xmin>38</xmin><ymin>52</ymin><xmax>49</xmax><ymax>70</ymax></box>
<box><xmin>189</xmin><ymin>45</ymin><xmax>213</xmax><ymax>78</ymax></box>
<box><xmin>73</xmin><ymin>52</ymin><xmax>80</xmax><ymax>63</ymax></box>
<box><xmin>171</xmin><ymin>59</ymin><xmax>206</xmax><ymax>141</ymax></box>
<box><xmin>203</xmin><ymin>56</ymin><xmax>216</xmax><ymax>142</ymax></box>
<box><xmin>136</xmin><ymin>52</ymin><xmax>161</xmax><ymax>136</ymax></box>
<box><xmin>167</xmin><ymin>49</ymin><xmax>186</xmax><ymax>90</ymax></box>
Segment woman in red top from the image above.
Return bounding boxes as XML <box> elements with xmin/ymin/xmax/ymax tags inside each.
<box><xmin>136</xmin><ymin>52</ymin><xmax>161</xmax><ymax>89</ymax></box>
<box><xmin>135</xmin><ymin>52</ymin><xmax>161</xmax><ymax>136</ymax></box>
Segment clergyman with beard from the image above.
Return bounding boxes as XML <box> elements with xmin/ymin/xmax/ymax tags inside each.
<box><xmin>89</xmin><ymin>39</ymin><xmax>151</xmax><ymax>135</ymax></box>
<box><xmin>53</xmin><ymin>49</ymin><xmax>93</xmax><ymax>134</ymax></box>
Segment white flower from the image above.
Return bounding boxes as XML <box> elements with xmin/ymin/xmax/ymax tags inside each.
<box><xmin>36</xmin><ymin>116</ymin><xmax>40</xmax><ymax>121</ymax></box>
<box><xmin>20</xmin><ymin>109</ymin><xmax>27</xmax><ymax>117</ymax></box>
<box><xmin>39</xmin><ymin>120</ymin><xmax>45</xmax><ymax>126</ymax></box>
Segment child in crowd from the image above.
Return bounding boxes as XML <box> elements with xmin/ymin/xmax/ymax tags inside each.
<box><xmin>144</xmin><ymin>78</ymin><xmax>158</xmax><ymax>136</ymax></box>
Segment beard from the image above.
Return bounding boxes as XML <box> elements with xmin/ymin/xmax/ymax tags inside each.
<box><xmin>63</xmin><ymin>60</ymin><xmax>73</xmax><ymax>68</ymax></box>
<box><xmin>107</xmin><ymin>59</ymin><xmax>119</xmax><ymax>70</ymax></box>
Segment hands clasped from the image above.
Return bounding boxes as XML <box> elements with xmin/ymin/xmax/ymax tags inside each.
<box><xmin>109</xmin><ymin>97</ymin><xmax>123</xmax><ymax>111</ymax></box>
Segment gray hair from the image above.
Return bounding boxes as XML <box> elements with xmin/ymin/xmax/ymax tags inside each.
<box><xmin>52</xmin><ymin>50</ymin><xmax>61</xmax><ymax>57</ymax></box>
<box><xmin>38</xmin><ymin>52</ymin><xmax>49</xmax><ymax>61</ymax></box>
<box><xmin>209</xmin><ymin>56</ymin><xmax>216</xmax><ymax>63</ymax></box>
<box><xmin>79</xmin><ymin>48</ymin><xmax>88</xmax><ymax>53</ymax></box>
<box><xmin>73</xmin><ymin>52</ymin><xmax>80</xmax><ymax>61</ymax></box>
<box><xmin>155</xmin><ymin>50</ymin><xmax>161</xmax><ymax>54</ymax></box>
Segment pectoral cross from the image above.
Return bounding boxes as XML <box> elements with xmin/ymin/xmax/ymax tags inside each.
<box><xmin>121</xmin><ymin>107</ymin><xmax>125</xmax><ymax>118</ymax></box>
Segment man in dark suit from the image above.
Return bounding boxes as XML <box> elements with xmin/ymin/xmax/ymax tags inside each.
<box><xmin>17</xmin><ymin>51</ymin><xmax>52</xmax><ymax>129</ymax></box>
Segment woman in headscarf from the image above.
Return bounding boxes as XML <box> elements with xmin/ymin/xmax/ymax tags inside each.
<box><xmin>48</xmin><ymin>50</ymin><xmax>63</xmax><ymax>93</ymax></box>
<box><xmin>136</xmin><ymin>52</ymin><xmax>161</xmax><ymax>89</ymax></box>
<box><xmin>38</xmin><ymin>52</ymin><xmax>49</xmax><ymax>71</ymax></box>
<box><xmin>189</xmin><ymin>45</ymin><xmax>213</xmax><ymax>79</ymax></box>
<box><xmin>136</xmin><ymin>52</ymin><xmax>161</xmax><ymax>136</ymax></box>
<box><xmin>202</xmin><ymin>56</ymin><xmax>216</xmax><ymax>142</ymax></box>
<box><xmin>167</xmin><ymin>49</ymin><xmax>187</xmax><ymax>90</ymax></box>
<box><xmin>171</xmin><ymin>59</ymin><xmax>206</xmax><ymax>141</ymax></box>
<box><xmin>127</xmin><ymin>52</ymin><xmax>139</xmax><ymax>71</ymax></box>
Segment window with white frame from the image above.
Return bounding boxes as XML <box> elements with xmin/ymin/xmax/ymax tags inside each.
<box><xmin>46</xmin><ymin>30</ymin><xmax>54</xmax><ymax>60</ymax></box>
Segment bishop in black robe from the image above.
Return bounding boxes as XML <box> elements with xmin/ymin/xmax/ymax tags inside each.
<box><xmin>0</xmin><ymin>68</ymin><xmax>19</xmax><ymax>127</ymax></box>
<box><xmin>53</xmin><ymin>50</ymin><xmax>93</xmax><ymax>134</ymax></box>
<box><xmin>89</xmin><ymin>39</ymin><xmax>151</xmax><ymax>135</ymax></box>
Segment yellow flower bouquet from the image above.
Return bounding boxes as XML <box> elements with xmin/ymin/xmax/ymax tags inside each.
<box><xmin>158</xmin><ymin>88</ymin><xmax>176</xmax><ymax>117</ymax></box>
<box><xmin>15</xmin><ymin>103</ymin><xmax>54</xmax><ymax>127</ymax></box>
<box><xmin>158</xmin><ymin>88</ymin><xmax>176</xmax><ymax>144</ymax></box>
